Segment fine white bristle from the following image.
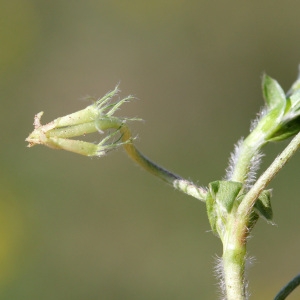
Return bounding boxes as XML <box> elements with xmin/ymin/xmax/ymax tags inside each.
<box><xmin>225</xmin><ymin>139</ymin><xmax>263</xmax><ymax>188</ymax></box>
<box><xmin>245</xmin><ymin>151</ymin><xmax>264</xmax><ymax>188</ymax></box>
<box><xmin>250</xmin><ymin>106</ymin><xmax>267</xmax><ymax>132</ymax></box>
<box><xmin>214</xmin><ymin>255</ymin><xmax>253</xmax><ymax>300</ymax></box>
<box><xmin>224</xmin><ymin>138</ymin><xmax>244</xmax><ymax>181</ymax></box>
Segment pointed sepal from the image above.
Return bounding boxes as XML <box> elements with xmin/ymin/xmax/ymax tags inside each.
<box><xmin>253</xmin><ymin>189</ymin><xmax>273</xmax><ymax>222</ymax></box>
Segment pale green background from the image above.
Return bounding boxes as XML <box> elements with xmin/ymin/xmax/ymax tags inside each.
<box><xmin>1</xmin><ymin>1</ymin><xmax>300</xmax><ymax>299</ymax></box>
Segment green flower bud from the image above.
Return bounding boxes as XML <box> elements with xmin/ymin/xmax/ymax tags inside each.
<box><xmin>26</xmin><ymin>86</ymin><xmax>138</xmax><ymax>156</ymax></box>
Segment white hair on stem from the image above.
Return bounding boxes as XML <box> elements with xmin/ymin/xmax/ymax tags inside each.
<box><xmin>245</xmin><ymin>151</ymin><xmax>264</xmax><ymax>188</ymax></box>
<box><xmin>224</xmin><ymin>138</ymin><xmax>244</xmax><ymax>181</ymax></box>
<box><xmin>214</xmin><ymin>255</ymin><xmax>226</xmax><ymax>300</ymax></box>
<box><xmin>224</xmin><ymin>138</ymin><xmax>264</xmax><ymax>189</ymax></box>
<box><xmin>214</xmin><ymin>255</ymin><xmax>254</xmax><ymax>300</ymax></box>
<box><xmin>249</xmin><ymin>106</ymin><xmax>267</xmax><ymax>133</ymax></box>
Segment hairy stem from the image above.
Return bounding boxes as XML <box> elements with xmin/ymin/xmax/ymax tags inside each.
<box><xmin>229</xmin><ymin>125</ymin><xmax>267</xmax><ymax>185</ymax></box>
<box><xmin>238</xmin><ymin>130</ymin><xmax>300</xmax><ymax>218</ymax></box>
<box><xmin>222</xmin><ymin>247</ymin><xmax>247</xmax><ymax>300</ymax></box>
<box><xmin>230</xmin><ymin>142</ymin><xmax>258</xmax><ymax>184</ymax></box>
<box><xmin>221</xmin><ymin>215</ymin><xmax>248</xmax><ymax>300</ymax></box>
<box><xmin>221</xmin><ymin>131</ymin><xmax>300</xmax><ymax>299</ymax></box>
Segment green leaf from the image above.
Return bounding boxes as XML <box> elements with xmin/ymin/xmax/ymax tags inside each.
<box><xmin>267</xmin><ymin>115</ymin><xmax>300</xmax><ymax>142</ymax></box>
<box><xmin>206</xmin><ymin>181</ymin><xmax>221</xmax><ymax>235</ymax></box>
<box><xmin>210</xmin><ymin>181</ymin><xmax>244</xmax><ymax>213</ymax></box>
<box><xmin>253</xmin><ymin>189</ymin><xmax>273</xmax><ymax>222</ymax></box>
<box><xmin>289</xmin><ymin>90</ymin><xmax>300</xmax><ymax>110</ymax></box>
<box><xmin>206</xmin><ymin>181</ymin><xmax>243</xmax><ymax>237</ymax></box>
<box><xmin>262</xmin><ymin>74</ymin><xmax>286</xmax><ymax>110</ymax></box>
<box><xmin>213</xmin><ymin>181</ymin><xmax>243</xmax><ymax>213</ymax></box>
<box><xmin>208</xmin><ymin>181</ymin><xmax>220</xmax><ymax>199</ymax></box>
<box><xmin>206</xmin><ymin>189</ymin><xmax>218</xmax><ymax>235</ymax></box>
<box><xmin>247</xmin><ymin>210</ymin><xmax>260</xmax><ymax>232</ymax></box>
<box><xmin>249</xmin><ymin>75</ymin><xmax>286</xmax><ymax>143</ymax></box>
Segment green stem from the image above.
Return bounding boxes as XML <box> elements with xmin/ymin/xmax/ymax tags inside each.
<box><xmin>222</xmin><ymin>216</ymin><xmax>248</xmax><ymax>300</ymax></box>
<box><xmin>27</xmin><ymin>110</ymin><xmax>207</xmax><ymax>201</ymax></box>
<box><xmin>222</xmin><ymin>248</ymin><xmax>247</xmax><ymax>300</ymax></box>
<box><xmin>238</xmin><ymin>130</ymin><xmax>300</xmax><ymax>218</ymax></box>
<box><xmin>230</xmin><ymin>141</ymin><xmax>258</xmax><ymax>184</ymax></box>
<box><xmin>119</xmin><ymin>124</ymin><xmax>207</xmax><ymax>201</ymax></box>
<box><xmin>274</xmin><ymin>273</ymin><xmax>300</xmax><ymax>300</ymax></box>
<box><xmin>221</xmin><ymin>133</ymin><xmax>264</xmax><ymax>299</ymax></box>
<box><xmin>222</xmin><ymin>131</ymin><xmax>300</xmax><ymax>299</ymax></box>
<box><xmin>230</xmin><ymin>122</ymin><xmax>269</xmax><ymax>184</ymax></box>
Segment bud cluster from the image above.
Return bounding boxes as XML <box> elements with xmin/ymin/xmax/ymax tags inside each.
<box><xmin>26</xmin><ymin>86</ymin><xmax>137</xmax><ymax>156</ymax></box>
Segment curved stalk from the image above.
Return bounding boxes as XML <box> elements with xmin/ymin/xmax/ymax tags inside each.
<box><xmin>26</xmin><ymin>110</ymin><xmax>207</xmax><ymax>201</ymax></box>
<box><xmin>119</xmin><ymin>124</ymin><xmax>207</xmax><ymax>201</ymax></box>
<box><xmin>274</xmin><ymin>273</ymin><xmax>300</xmax><ymax>300</ymax></box>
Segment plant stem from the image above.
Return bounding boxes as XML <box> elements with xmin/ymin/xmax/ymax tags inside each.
<box><xmin>274</xmin><ymin>273</ymin><xmax>300</xmax><ymax>300</ymax></box>
<box><xmin>222</xmin><ymin>248</ymin><xmax>246</xmax><ymax>300</ymax></box>
<box><xmin>222</xmin><ymin>216</ymin><xmax>248</xmax><ymax>300</ymax></box>
<box><xmin>230</xmin><ymin>141</ymin><xmax>259</xmax><ymax>184</ymax></box>
<box><xmin>222</xmin><ymin>130</ymin><xmax>300</xmax><ymax>299</ymax></box>
<box><xmin>221</xmin><ymin>131</ymin><xmax>300</xmax><ymax>299</ymax></box>
<box><xmin>120</xmin><ymin>124</ymin><xmax>207</xmax><ymax>201</ymax></box>
<box><xmin>238</xmin><ymin>130</ymin><xmax>300</xmax><ymax>218</ymax></box>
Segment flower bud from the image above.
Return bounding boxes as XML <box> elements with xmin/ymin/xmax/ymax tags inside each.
<box><xmin>26</xmin><ymin>86</ymin><xmax>138</xmax><ymax>156</ymax></box>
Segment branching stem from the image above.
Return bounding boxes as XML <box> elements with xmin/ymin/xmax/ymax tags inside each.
<box><xmin>238</xmin><ymin>130</ymin><xmax>300</xmax><ymax>218</ymax></box>
<box><xmin>222</xmin><ymin>131</ymin><xmax>300</xmax><ymax>300</ymax></box>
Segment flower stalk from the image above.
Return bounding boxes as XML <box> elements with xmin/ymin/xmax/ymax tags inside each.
<box><xmin>26</xmin><ymin>87</ymin><xmax>207</xmax><ymax>200</ymax></box>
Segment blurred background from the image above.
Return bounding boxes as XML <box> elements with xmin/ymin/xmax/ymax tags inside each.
<box><xmin>1</xmin><ymin>1</ymin><xmax>300</xmax><ymax>299</ymax></box>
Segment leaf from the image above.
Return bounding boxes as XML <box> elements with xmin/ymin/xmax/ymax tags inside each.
<box><xmin>206</xmin><ymin>181</ymin><xmax>243</xmax><ymax>237</ymax></box>
<box><xmin>213</xmin><ymin>181</ymin><xmax>243</xmax><ymax>213</ymax></box>
<box><xmin>253</xmin><ymin>189</ymin><xmax>273</xmax><ymax>222</ymax></box>
<box><xmin>262</xmin><ymin>74</ymin><xmax>286</xmax><ymax>110</ymax></box>
<box><xmin>289</xmin><ymin>90</ymin><xmax>300</xmax><ymax>110</ymax></box>
<box><xmin>206</xmin><ymin>189</ymin><xmax>218</xmax><ymax>235</ymax></box>
<box><xmin>267</xmin><ymin>115</ymin><xmax>300</xmax><ymax>142</ymax></box>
